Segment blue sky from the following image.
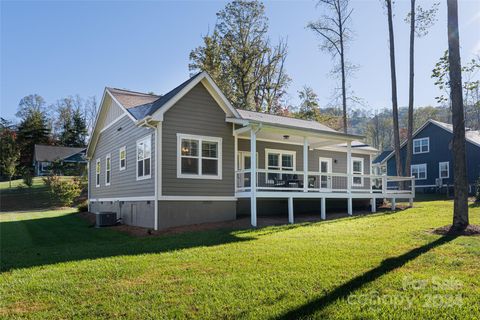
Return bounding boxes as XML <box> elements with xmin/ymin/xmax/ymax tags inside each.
<box><xmin>1</xmin><ymin>0</ymin><xmax>479</xmax><ymax>122</ymax></box>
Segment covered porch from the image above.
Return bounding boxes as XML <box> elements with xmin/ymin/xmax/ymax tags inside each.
<box><xmin>230</xmin><ymin>121</ymin><xmax>415</xmax><ymax>227</ymax></box>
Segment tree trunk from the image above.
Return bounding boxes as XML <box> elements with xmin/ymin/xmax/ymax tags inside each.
<box><xmin>406</xmin><ymin>0</ymin><xmax>415</xmax><ymax>178</ymax></box>
<box><xmin>9</xmin><ymin>177</ymin><xmax>12</xmax><ymax>188</ymax></box>
<box><xmin>447</xmin><ymin>0</ymin><xmax>469</xmax><ymax>230</ymax></box>
<box><xmin>386</xmin><ymin>0</ymin><xmax>403</xmax><ymax>177</ymax></box>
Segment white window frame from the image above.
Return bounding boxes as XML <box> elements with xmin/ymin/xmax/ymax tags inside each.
<box><xmin>136</xmin><ymin>135</ymin><xmax>152</xmax><ymax>181</ymax></box>
<box><xmin>119</xmin><ymin>146</ymin><xmax>126</xmax><ymax>171</ymax></box>
<box><xmin>411</xmin><ymin>163</ymin><xmax>427</xmax><ymax>180</ymax></box>
<box><xmin>265</xmin><ymin>149</ymin><xmax>296</xmax><ymax>182</ymax></box>
<box><xmin>177</xmin><ymin>133</ymin><xmax>223</xmax><ymax>180</ymax></box>
<box><xmin>105</xmin><ymin>153</ymin><xmax>111</xmax><ymax>186</ymax></box>
<box><xmin>95</xmin><ymin>158</ymin><xmax>100</xmax><ymax>187</ymax></box>
<box><xmin>413</xmin><ymin>137</ymin><xmax>430</xmax><ymax>154</ymax></box>
<box><xmin>351</xmin><ymin>157</ymin><xmax>364</xmax><ymax>187</ymax></box>
<box><xmin>439</xmin><ymin>161</ymin><xmax>449</xmax><ymax>179</ymax></box>
<box><xmin>237</xmin><ymin>151</ymin><xmax>259</xmax><ymax>170</ymax></box>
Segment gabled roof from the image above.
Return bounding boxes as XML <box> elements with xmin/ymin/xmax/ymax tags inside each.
<box><xmin>236</xmin><ymin>109</ymin><xmax>338</xmax><ymax>133</ymax></box>
<box><xmin>380</xmin><ymin>119</ymin><xmax>480</xmax><ymax>164</ymax></box>
<box><xmin>373</xmin><ymin>150</ymin><xmax>392</xmax><ymax>164</ymax></box>
<box><xmin>126</xmin><ymin>72</ymin><xmax>204</xmax><ymax>120</ymax></box>
<box><xmin>107</xmin><ymin>88</ymin><xmax>160</xmax><ymax>109</ymax></box>
<box><xmin>429</xmin><ymin>119</ymin><xmax>480</xmax><ymax>147</ymax></box>
<box><xmin>34</xmin><ymin>145</ymin><xmax>86</xmax><ymax>162</ymax></box>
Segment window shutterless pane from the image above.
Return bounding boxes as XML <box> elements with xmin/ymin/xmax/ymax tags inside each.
<box><xmin>181</xmin><ymin>158</ymin><xmax>198</xmax><ymax>174</ymax></box>
<box><xmin>181</xmin><ymin>139</ymin><xmax>198</xmax><ymax>156</ymax></box>
<box><xmin>282</xmin><ymin>155</ymin><xmax>293</xmax><ymax>168</ymax></box>
<box><xmin>202</xmin><ymin>141</ymin><xmax>217</xmax><ymax>158</ymax></box>
<box><xmin>202</xmin><ymin>159</ymin><xmax>218</xmax><ymax>175</ymax></box>
<box><xmin>138</xmin><ymin>160</ymin><xmax>143</xmax><ymax>177</ymax></box>
<box><xmin>268</xmin><ymin>154</ymin><xmax>279</xmax><ymax>167</ymax></box>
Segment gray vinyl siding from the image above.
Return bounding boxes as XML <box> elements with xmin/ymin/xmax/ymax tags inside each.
<box><xmin>237</xmin><ymin>139</ymin><xmax>371</xmax><ymax>189</ymax></box>
<box><xmin>162</xmin><ymin>82</ymin><xmax>235</xmax><ymax>196</ymax></box>
<box><xmin>103</xmin><ymin>98</ymin><xmax>124</xmax><ymax>127</ymax></box>
<box><xmin>89</xmin><ymin>115</ymin><xmax>155</xmax><ymax>198</ymax></box>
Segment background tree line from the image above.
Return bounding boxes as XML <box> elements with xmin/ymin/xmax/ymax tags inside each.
<box><xmin>0</xmin><ymin>94</ymin><xmax>97</xmax><ymax>183</ymax></box>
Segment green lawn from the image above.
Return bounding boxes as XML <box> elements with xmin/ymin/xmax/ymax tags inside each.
<box><xmin>0</xmin><ymin>177</ymin><xmax>79</xmax><ymax>212</ymax></box>
<box><xmin>1</xmin><ymin>201</ymin><xmax>479</xmax><ymax>319</ymax></box>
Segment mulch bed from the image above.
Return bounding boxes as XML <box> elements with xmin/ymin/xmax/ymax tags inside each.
<box><xmin>431</xmin><ymin>224</ymin><xmax>480</xmax><ymax>236</ymax></box>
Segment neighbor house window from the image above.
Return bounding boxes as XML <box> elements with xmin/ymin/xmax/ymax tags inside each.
<box><xmin>137</xmin><ymin>136</ymin><xmax>151</xmax><ymax>180</ymax></box>
<box><xmin>439</xmin><ymin>161</ymin><xmax>449</xmax><ymax>179</ymax></box>
<box><xmin>95</xmin><ymin>159</ymin><xmax>100</xmax><ymax>187</ymax></box>
<box><xmin>265</xmin><ymin>149</ymin><xmax>295</xmax><ymax>181</ymax></box>
<box><xmin>413</xmin><ymin>137</ymin><xmax>429</xmax><ymax>154</ymax></box>
<box><xmin>105</xmin><ymin>154</ymin><xmax>111</xmax><ymax>186</ymax></box>
<box><xmin>119</xmin><ymin>146</ymin><xmax>126</xmax><ymax>171</ymax></box>
<box><xmin>351</xmin><ymin>157</ymin><xmax>364</xmax><ymax>186</ymax></box>
<box><xmin>177</xmin><ymin>133</ymin><xmax>222</xmax><ymax>179</ymax></box>
<box><xmin>411</xmin><ymin>164</ymin><xmax>427</xmax><ymax>180</ymax></box>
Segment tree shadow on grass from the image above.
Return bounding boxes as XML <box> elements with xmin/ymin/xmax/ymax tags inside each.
<box><xmin>0</xmin><ymin>213</ymin><xmax>255</xmax><ymax>272</ymax></box>
<box><xmin>274</xmin><ymin>234</ymin><xmax>458</xmax><ymax>320</ymax></box>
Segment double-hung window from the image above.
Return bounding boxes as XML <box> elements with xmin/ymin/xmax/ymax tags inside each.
<box><xmin>439</xmin><ymin>161</ymin><xmax>449</xmax><ymax>179</ymax></box>
<box><xmin>351</xmin><ymin>157</ymin><xmax>364</xmax><ymax>186</ymax></box>
<box><xmin>411</xmin><ymin>164</ymin><xmax>427</xmax><ymax>180</ymax></box>
<box><xmin>137</xmin><ymin>136</ymin><xmax>151</xmax><ymax>180</ymax></box>
<box><xmin>105</xmin><ymin>154</ymin><xmax>111</xmax><ymax>186</ymax></box>
<box><xmin>413</xmin><ymin>137</ymin><xmax>429</xmax><ymax>154</ymax></box>
<box><xmin>95</xmin><ymin>159</ymin><xmax>100</xmax><ymax>187</ymax></box>
<box><xmin>177</xmin><ymin>134</ymin><xmax>222</xmax><ymax>179</ymax></box>
<box><xmin>119</xmin><ymin>146</ymin><xmax>126</xmax><ymax>171</ymax></box>
<box><xmin>265</xmin><ymin>149</ymin><xmax>295</xmax><ymax>181</ymax></box>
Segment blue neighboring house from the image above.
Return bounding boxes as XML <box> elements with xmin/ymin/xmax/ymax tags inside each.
<box><xmin>376</xmin><ymin>119</ymin><xmax>480</xmax><ymax>194</ymax></box>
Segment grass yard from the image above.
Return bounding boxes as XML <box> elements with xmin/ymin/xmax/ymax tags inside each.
<box><xmin>0</xmin><ymin>177</ymin><xmax>80</xmax><ymax>212</ymax></box>
<box><xmin>0</xmin><ymin>201</ymin><xmax>479</xmax><ymax>319</ymax></box>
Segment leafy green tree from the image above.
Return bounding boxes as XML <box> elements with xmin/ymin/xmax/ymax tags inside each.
<box><xmin>295</xmin><ymin>86</ymin><xmax>342</xmax><ymax>130</ymax></box>
<box><xmin>189</xmin><ymin>0</ymin><xmax>290</xmax><ymax>113</ymax></box>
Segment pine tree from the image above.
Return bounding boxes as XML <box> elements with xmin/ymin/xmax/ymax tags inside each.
<box><xmin>16</xmin><ymin>110</ymin><xmax>50</xmax><ymax>168</ymax></box>
<box><xmin>71</xmin><ymin>108</ymin><xmax>88</xmax><ymax>147</ymax></box>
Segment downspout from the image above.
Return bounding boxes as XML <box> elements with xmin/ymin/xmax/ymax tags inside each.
<box><xmin>137</xmin><ymin>117</ymin><xmax>159</xmax><ymax>231</ymax></box>
<box><xmin>87</xmin><ymin>160</ymin><xmax>90</xmax><ymax>212</ymax></box>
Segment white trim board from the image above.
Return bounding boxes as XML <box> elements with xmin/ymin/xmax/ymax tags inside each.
<box><xmin>90</xmin><ymin>196</ymin><xmax>155</xmax><ymax>202</ymax></box>
<box><xmin>158</xmin><ymin>196</ymin><xmax>236</xmax><ymax>201</ymax></box>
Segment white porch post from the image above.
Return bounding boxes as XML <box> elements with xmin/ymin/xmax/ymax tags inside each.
<box><xmin>250</xmin><ymin>127</ymin><xmax>257</xmax><ymax>227</ymax></box>
<box><xmin>371</xmin><ymin>198</ymin><xmax>376</xmax><ymax>213</ymax></box>
<box><xmin>321</xmin><ymin>197</ymin><xmax>326</xmax><ymax>220</ymax></box>
<box><xmin>288</xmin><ymin>197</ymin><xmax>294</xmax><ymax>224</ymax></box>
<box><xmin>234</xmin><ymin>134</ymin><xmax>238</xmax><ymax>191</ymax></box>
<box><xmin>391</xmin><ymin>198</ymin><xmax>396</xmax><ymax>211</ymax></box>
<box><xmin>347</xmin><ymin>141</ymin><xmax>352</xmax><ymax>216</ymax></box>
<box><xmin>303</xmin><ymin>137</ymin><xmax>308</xmax><ymax>192</ymax></box>
<box><xmin>347</xmin><ymin>141</ymin><xmax>352</xmax><ymax>192</ymax></box>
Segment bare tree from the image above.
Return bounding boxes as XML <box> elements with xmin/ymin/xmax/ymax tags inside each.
<box><xmin>307</xmin><ymin>0</ymin><xmax>354</xmax><ymax>133</ymax></box>
<box><xmin>405</xmin><ymin>2</ymin><xmax>439</xmax><ymax>177</ymax></box>
<box><xmin>447</xmin><ymin>0</ymin><xmax>469</xmax><ymax>230</ymax></box>
<box><xmin>385</xmin><ymin>0</ymin><xmax>402</xmax><ymax>177</ymax></box>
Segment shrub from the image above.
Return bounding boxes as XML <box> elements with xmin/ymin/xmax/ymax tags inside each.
<box><xmin>22</xmin><ymin>169</ymin><xmax>33</xmax><ymax>187</ymax></box>
<box><xmin>43</xmin><ymin>175</ymin><xmax>82</xmax><ymax>206</ymax></box>
<box><xmin>77</xmin><ymin>200</ymin><xmax>88</xmax><ymax>212</ymax></box>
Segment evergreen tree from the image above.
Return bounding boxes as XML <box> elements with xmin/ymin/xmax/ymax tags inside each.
<box><xmin>71</xmin><ymin>108</ymin><xmax>88</xmax><ymax>147</ymax></box>
<box><xmin>0</xmin><ymin>128</ymin><xmax>20</xmax><ymax>187</ymax></box>
<box><xmin>16</xmin><ymin>109</ymin><xmax>50</xmax><ymax>168</ymax></box>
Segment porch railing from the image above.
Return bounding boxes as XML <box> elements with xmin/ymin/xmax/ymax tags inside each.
<box><xmin>235</xmin><ymin>169</ymin><xmax>415</xmax><ymax>196</ymax></box>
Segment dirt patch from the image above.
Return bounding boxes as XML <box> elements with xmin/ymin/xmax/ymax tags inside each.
<box><xmin>431</xmin><ymin>224</ymin><xmax>480</xmax><ymax>236</ymax></box>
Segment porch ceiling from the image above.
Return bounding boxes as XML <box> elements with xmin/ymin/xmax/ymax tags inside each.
<box><xmin>236</xmin><ymin>127</ymin><xmax>346</xmax><ymax>148</ymax></box>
